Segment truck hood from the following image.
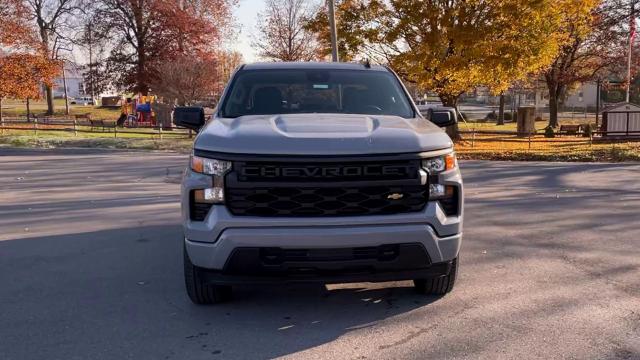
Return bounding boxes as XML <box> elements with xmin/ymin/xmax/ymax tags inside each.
<box><xmin>194</xmin><ymin>113</ymin><xmax>453</xmax><ymax>156</ymax></box>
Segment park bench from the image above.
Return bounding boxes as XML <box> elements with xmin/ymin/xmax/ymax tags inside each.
<box><xmin>29</xmin><ymin>113</ymin><xmax>52</xmax><ymax>124</ymax></box>
<box><xmin>75</xmin><ymin>113</ymin><xmax>92</xmax><ymax>122</ymax></box>
<box><xmin>78</xmin><ymin>113</ymin><xmax>116</xmax><ymax>132</ymax></box>
<box><xmin>76</xmin><ymin>114</ymin><xmax>104</xmax><ymax>131</ymax></box>
<box><xmin>87</xmin><ymin>119</ymin><xmax>117</xmax><ymax>132</ymax></box>
<box><xmin>559</xmin><ymin>124</ymin><xmax>582</xmax><ymax>136</ymax></box>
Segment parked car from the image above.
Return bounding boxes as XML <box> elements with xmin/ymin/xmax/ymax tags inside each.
<box><xmin>70</xmin><ymin>96</ymin><xmax>94</xmax><ymax>106</ymax></box>
<box><xmin>175</xmin><ymin>62</ymin><xmax>463</xmax><ymax>304</ymax></box>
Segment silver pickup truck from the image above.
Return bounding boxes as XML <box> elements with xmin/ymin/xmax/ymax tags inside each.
<box><xmin>174</xmin><ymin>62</ymin><xmax>463</xmax><ymax>304</ymax></box>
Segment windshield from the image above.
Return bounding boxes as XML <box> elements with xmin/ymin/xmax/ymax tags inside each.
<box><xmin>220</xmin><ymin>69</ymin><xmax>414</xmax><ymax>118</ymax></box>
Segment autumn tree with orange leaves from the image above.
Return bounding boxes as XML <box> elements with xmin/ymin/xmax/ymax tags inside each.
<box><xmin>151</xmin><ymin>50</ymin><xmax>243</xmax><ymax>106</ymax></box>
<box><xmin>19</xmin><ymin>0</ymin><xmax>85</xmax><ymax>115</ymax></box>
<box><xmin>94</xmin><ymin>0</ymin><xmax>236</xmax><ymax>95</ymax></box>
<box><xmin>0</xmin><ymin>0</ymin><xmax>59</xmax><ymax>121</ymax></box>
<box><xmin>151</xmin><ymin>55</ymin><xmax>220</xmax><ymax>106</ymax></box>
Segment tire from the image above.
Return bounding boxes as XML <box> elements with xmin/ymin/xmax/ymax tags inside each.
<box><xmin>414</xmin><ymin>257</ymin><xmax>458</xmax><ymax>296</ymax></box>
<box><xmin>184</xmin><ymin>246</ymin><xmax>232</xmax><ymax>304</ymax></box>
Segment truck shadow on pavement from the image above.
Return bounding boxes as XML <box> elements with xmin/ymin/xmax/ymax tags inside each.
<box><xmin>0</xmin><ymin>224</ymin><xmax>440</xmax><ymax>360</ymax></box>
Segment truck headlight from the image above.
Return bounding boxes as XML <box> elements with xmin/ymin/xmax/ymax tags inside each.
<box><xmin>190</xmin><ymin>155</ymin><xmax>231</xmax><ymax>176</ymax></box>
<box><xmin>190</xmin><ymin>155</ymin><xmax>231</xmax><ymax>205</ymax></box>
<box><xmin>421</xmin><ymin>153</ymin><xmax>457</xmax><ymax>174</ymax></box>
<box><xmin>422</xmin><ymin>152</ymin><xmax>459</xmax><ymax>216</ymax></box>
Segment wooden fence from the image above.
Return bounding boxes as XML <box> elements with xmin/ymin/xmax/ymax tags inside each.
<box><xmin>0</xmin><ymin>117</ymin><xmax>192</xmax><ymax>140</ymax></box>
<box><xmin>457</xmin><ymin>129</ymin><xmax>640</xmax><ymax>155</ymax></box>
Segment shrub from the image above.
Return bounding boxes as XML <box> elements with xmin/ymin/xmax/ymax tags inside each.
<box><xmin>582</xmin><ymin>123</ymin><xmax>593</xmax><ymax>137</ymax></box>
<box><xmin>485</xmin><ymin>111</ymin><xmax>497</xmax><ymax>121</ymax></box>
<box><xmin>544</xmin><ymin>126</ymin><xmax>555</xmax><ymax>138</ymax></box>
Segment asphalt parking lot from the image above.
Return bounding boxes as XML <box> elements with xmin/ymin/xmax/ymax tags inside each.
<box><xmin>1</xmin><ymin>148</ymin><xmax>638</xmax><ymax>360</ymax></box>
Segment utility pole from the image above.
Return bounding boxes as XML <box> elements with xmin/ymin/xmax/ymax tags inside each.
<box><xmin>61</xmin><ymin>62</ymin><xmax>69</xmax><ymax>115</ymax></box>
<box><xmin>596</xmin><ymin>78</ymin><xmax>601</xmax><ymax>127</ymax></box>
<box><xmin>87</xmin><ymin>24</ymin><xmax>95</xmax><ymax>103</ymax></box>
<box><xmin>56</xmin><ymin>47</ymin><xmax>72</xmax><ymax>116</ymax></box>
<box><xmin>327</xmin><ymin>0</ymin><xmax>339</xmax><ymax>62</ymax></box>
<box><xmin>627</xmin><ymin>2</ymin><xmax>635</xmax><ymax>103</ymax></box>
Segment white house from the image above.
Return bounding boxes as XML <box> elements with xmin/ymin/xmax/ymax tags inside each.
<box><xmin>466</xmin><ymin>82</ymin><xmax>600</xmax><ymax>109</ymax></box>
<box><xmin>564</xmin><ymin>82</ymin><xmax>599</xmax><ymax>108</ymax></box>
<box><xmin>52</xmin><ymin>63</ymin><xmax>85</xmax><ymax>99</ymax></box>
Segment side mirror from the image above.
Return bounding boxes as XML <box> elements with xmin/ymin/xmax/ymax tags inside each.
<box><xmin>424</xmin><ymin>107</ymin><xmax>458</xmax><ymax>128</ymax></box>
<box><xmin>173</xmin><ymin>106</ymin><xmax>205</xmax><ymax>131</ymax></box>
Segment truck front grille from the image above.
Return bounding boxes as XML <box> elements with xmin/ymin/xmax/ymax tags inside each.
<box><xmin>227</xmin><ymin>185</ymin><xmax>426</xmax><ymax>216</ymax></box>
<box><xmin>225</xmin><ymin>159</ymin><xmax>427</xmax><ymax>217</ymax></box>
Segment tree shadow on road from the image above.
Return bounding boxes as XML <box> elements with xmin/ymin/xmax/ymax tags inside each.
<box><xmin>0</xmin><ymin>225</ymin><xmax>443</xmax><ymax>360</ymax></box>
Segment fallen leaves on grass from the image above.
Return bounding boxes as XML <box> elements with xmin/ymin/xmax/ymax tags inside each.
<box><xmin>456</xmin><ymin>135</ymin><xmax>640</xmax><ymax>162</ymax></box>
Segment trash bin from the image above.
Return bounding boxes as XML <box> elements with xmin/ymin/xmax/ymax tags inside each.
<box><xmin>517</xmin><ymin>106</ymin><xmax>536</xmax><ymax>137</ymax></box>
<box><xmin>154</xmin><ymin>103</ymin><xmax>173</xmax><ymax>129</ymax></box>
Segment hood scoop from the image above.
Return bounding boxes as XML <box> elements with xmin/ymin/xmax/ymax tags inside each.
<box><xmin>271</xmin><ymin>114</ymin><xmax>379</xmax><ymax>138</ymax></box>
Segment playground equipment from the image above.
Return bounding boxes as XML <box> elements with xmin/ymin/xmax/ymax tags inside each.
<box><xmin>116</xmin><ymin>94</ymin><xmax>157</xmax><ymax>128</ymax></box>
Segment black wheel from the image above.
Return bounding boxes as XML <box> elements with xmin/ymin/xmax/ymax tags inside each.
<box><xmin>184</xmin><ymin>246</ymin><xmax>232</xmax><ymax>304</ymax></box>
<box><xmin>414</xmin><ymin>257</ymin><xmax>458</xmax><ymax>295</ymax></box>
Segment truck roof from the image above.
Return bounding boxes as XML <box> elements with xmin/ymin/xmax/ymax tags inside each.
<box><xmin>242</xmin><ymin>61</ymin><xmax>388</xmax><ymax>72</ymax></box>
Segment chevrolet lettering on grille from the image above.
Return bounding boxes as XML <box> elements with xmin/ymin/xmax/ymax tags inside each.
<box><xmin>240</xmin><ymin>164</ymin><xmax>416</xmax><ymax>179</ymax></box>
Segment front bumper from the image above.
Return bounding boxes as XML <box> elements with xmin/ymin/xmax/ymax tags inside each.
<box><xmin>185</xmin><ymin>223</ymin><xmax>461</xmax><ymax>271</ymax></box>
<box><xmin>182</xmin><ymin>162</ymin><xmax>463</xmax><ymax>278</ymax></box>
<box><xmin>197</xmin><ymin>254</ymin><xmax>456</xmax><ymax>285</ymax></box>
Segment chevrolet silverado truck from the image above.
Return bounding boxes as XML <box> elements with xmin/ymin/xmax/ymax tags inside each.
<box><xmin>174</xmin><ymin>62</ymin><xmax>463</xmax><ymax>304</ymax></box>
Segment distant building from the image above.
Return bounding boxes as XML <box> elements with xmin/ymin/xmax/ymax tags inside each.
<box><xmin>564</xmin><ymin>83</ymin><xmax>598</xmax><ymax>108</ymax></box>
<box><xmin>52</xmin><ymin>63</ymin><xmax>86</xmax><ymax>99</ymax></box>
<box><xmin>464</xmin><ymin>82</ymin><xmax>600</xmax><ymax>109</ymax></box>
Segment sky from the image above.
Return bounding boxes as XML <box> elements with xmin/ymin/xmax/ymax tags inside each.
<box><xmin>232</xmin><ymin>0</ymin><xmax>323</xmax><ymax>63</ymax></box>
<box><xmin>232</xmin><ymin>0</ymin><xmax>267</xmax><ymax>63</ymax></box>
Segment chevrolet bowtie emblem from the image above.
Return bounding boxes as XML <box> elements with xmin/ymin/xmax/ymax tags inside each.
<box><xmin>387</xmin><ymin>193</ymin><xmax>404</xmax><ymax>200</ymax></box>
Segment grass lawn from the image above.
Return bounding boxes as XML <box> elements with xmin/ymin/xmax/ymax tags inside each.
<box><xmin>455</xmin><ymin>118</ymin><xmax>640</xmax><ymax>161</ymax></box>
<box><xmin>455</xmin><ymin>134</ymin><xmax>640</xmax><ymax>161</ymax></box>
<box><xmin>0</xmin><ymin>134</ymin><xmax>194</xmax><ymax>152</ymax></box>
<box><xmin>459</xmin><ymin>118</ymin><xmax>598</xmax><ymax>133</ymax></box>
<box><xmin>1</xmin><ymin>125</ymin><xmax>189</xmax><ymax>139</ymax></box>
<box><xmin>2</xmin><ymin>102</ymin><xmax>638</xmax><ymax>161</ymax></box>
<box><xmin>0</xmin><ymin>97</ymin><xmax>196</xmax><ymax>152</ymax></box>
<box><xmin>0</xmin><ymin>118</ymin><xmax>194</xmax><ymax>151</ymax></box>
<box><xmin>3</xmin><ymin>130</ymin><xmax>638</xmax><ymax>161</ymax></box>
<box><xmin>1</xmin><ymin>99</ymin><xmax>120</xmax><ymax>120</ymax></box>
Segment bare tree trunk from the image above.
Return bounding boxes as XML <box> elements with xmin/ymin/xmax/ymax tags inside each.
<box><xmin>546</xmin><ymin>77</ymin><xmax>564</xmax><ymax>128</ymax></box>
<box><xmin>137</xmin><ymin>54</ymin><xmax>148</xmax><ymax>95</ymax></box>
<box><xmin>136</xmin><ymin>30</ymin><xmax>149</xmax><ymax>95</ymax></box>
<box><xmin>27</xmin><ymin>98</ymin><xmax>31</xmax><ymax>122</ymax></box>
<box><xmin>498</xmin><ymin>92</ymin><xmax>505</xmax><ymax>125</ymax></box>
<box><xmin>549</xmin><ymin>94</ymin><xmax>559</xmax><ymax>128</ymax></box>
<box><xmin>44</xmin><ymin>86</ymin><xmax>54</xmax><ymax>115</ymax></box>
<box><xmin>439</xmin><ymin>93</ymin><xmax>461</xmax><ymax>140</ymax></box>
<box><xmin>38</xmin><ymin>28</ymin><xmax>55</xmax><ymax>115</ymax></box>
